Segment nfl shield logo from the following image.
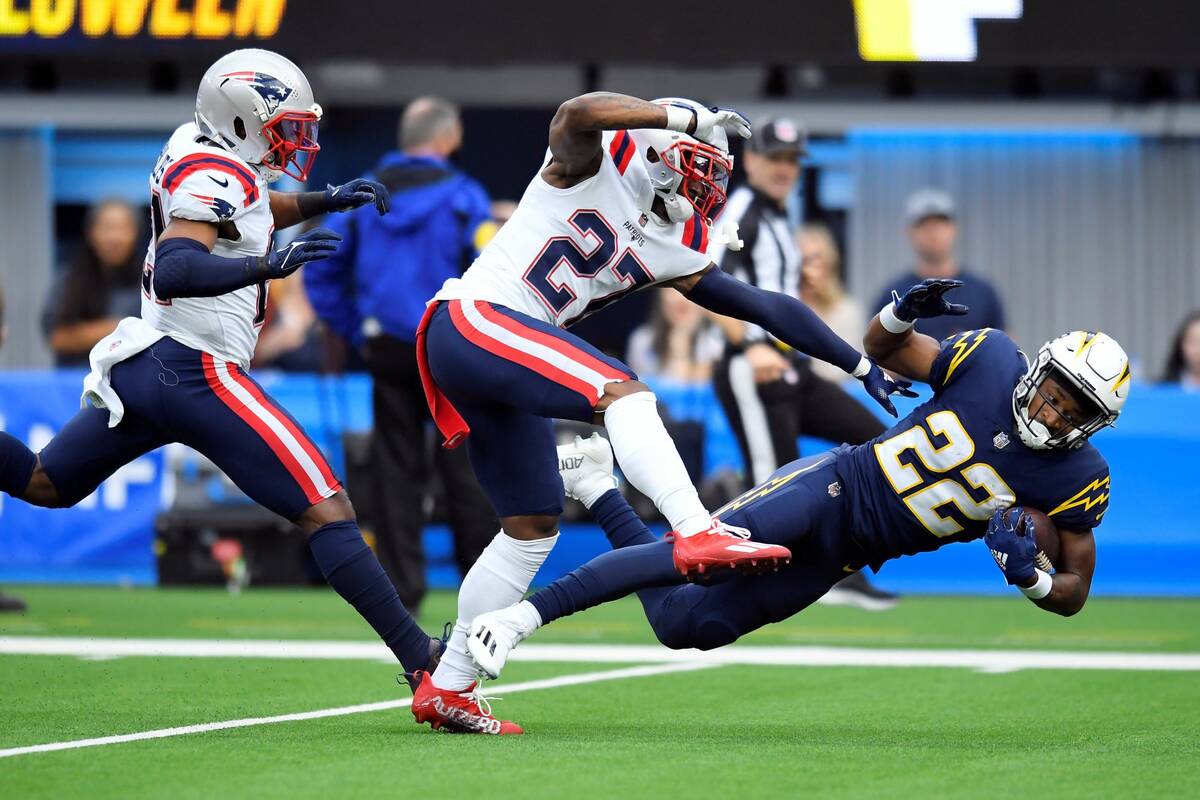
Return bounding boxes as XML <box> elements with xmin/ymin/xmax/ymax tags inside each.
<box><xmin>993</xmin><ymin>432</ymin><xmax>1011</xmax><ymax>450</ymax></box>
<box><xmin>827</xmin><ymin>481</ymin><xmax>842</xmax><ymax>498</ymax></box>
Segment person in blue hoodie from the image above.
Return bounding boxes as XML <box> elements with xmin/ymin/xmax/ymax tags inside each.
<box><xmin>305</xmin><ymin>97</ymin><xmax>498</xmax><ymax>612</ymax></box>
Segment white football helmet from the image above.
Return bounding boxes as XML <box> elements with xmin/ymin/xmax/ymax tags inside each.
<box><xmin>195</xmin><ymin>48</ymin><xmax>322</xmax><ymax>183</ymax></box>
<box><xmin>631</xmin><ymin>98</ymin><xmax>733</xmax><ymax>225</ymax></box>
<box><xmin>1012</xmin><ymin>331</ymin><xmax>1130</xmax><ymax>450</ymax></box>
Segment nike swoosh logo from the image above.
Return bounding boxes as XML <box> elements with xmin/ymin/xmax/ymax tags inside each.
<box><xmin>208</xmin><ymin>175</ymin><xmax>230</xmax><ymax>188</ymax></box>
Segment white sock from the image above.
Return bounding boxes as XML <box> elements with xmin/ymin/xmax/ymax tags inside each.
<box><xmin>603</xmin><ymin>391</ymin><xmax>711</xmax><ymax>537</ymax></box>
<box><xmin>431</xmin><ymin>530</ymin><xmax>558</xmax><ymax>690</ymax></box>
<box><xmin>515</xmin><ymin>599</ymin><xmax>544</xmax><ymax>632</ymax></box>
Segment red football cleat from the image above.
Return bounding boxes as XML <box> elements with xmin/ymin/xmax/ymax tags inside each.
<box><xmin>409</xmin><ymin>670</ymin><xmax>524</xmax><ymax>735</ymax></box>
<box><xmin>668</xmin><ymin>520</ymin><xmax>792</xmax><ymax>579</ymax></box>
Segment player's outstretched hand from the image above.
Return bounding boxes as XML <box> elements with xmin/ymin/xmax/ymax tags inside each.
<box><xmin>860</xmin><ymin>360</ymin><xmax>919</xmax><ymax>417</ymax></box>
<box><xmin>891</xmin><ymin>278</ymin><xmax>969</xmax><ymax>322</ymax></box>
<box><xmin>984</xmin><ymin>508</ymin><xmax>1038</xmax><ymax>586</ymax></box>
<box><xmin>324</xmin><ymin>178</ymin><xmax>390</xmax><ymax>215</ymax></box>
<box><xmin>689</xmin><ymin>106</ymin><xmax>753</xmax><ymax>143</ymax></box>
<box><xmin>263</xmin><ymin>228</ymin><xmax>343</xmax><ymax>278</ymax></box>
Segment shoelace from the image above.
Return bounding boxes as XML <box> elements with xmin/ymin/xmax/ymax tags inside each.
<box><xmin>711</xmin><ymin>519</ymin><xmax>752</xmax><ymax>540</ymax></box>
<box><xmin>461</xmin><ymin>684</ymin><xmax>502</xmax><ymax>718</ymax></box>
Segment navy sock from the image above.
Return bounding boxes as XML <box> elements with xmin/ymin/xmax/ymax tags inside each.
<box><xmin>528</xmin><ymin>541</ymin><xmax>681</xmax><ymax>625</ymax></box>
<box><xmin>308</xmin><ymin>521</ymin><xmax>430</xmax><ymax>673</ymax></box>
<box><xmin>591</xmin><ymin>489</ymin><xmax>659</xmax><ymax>549</ymax></box>
<box><xmin>0</xmin><ymin>432</ymin><xmax>36</xmax><ymax>496</ymax></box>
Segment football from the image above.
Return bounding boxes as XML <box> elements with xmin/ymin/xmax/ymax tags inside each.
<box><xmin>1016</xmin><ymin>506</ymin><xmax>1060</xmax><ymax>572</ymax></box>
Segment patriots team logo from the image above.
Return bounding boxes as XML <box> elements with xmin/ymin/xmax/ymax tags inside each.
<box><xmin>219</xmin><ymin>71</ymin><xmax>293</xmax><ymax>116</ymax></box>
<box><xmin>189</xmin><ymin>193</ymin><xmax>237</xmax><ymax>221</ymax></box>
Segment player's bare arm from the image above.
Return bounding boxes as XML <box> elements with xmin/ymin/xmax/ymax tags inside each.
<box><xmin>544</xmin><ymin>93</ymin><xmax>752</xmax><ymax>188</ymax></box>
<box><xmin>267</xmin><ymin>179</ymin><xmax>390</xmax><ymax>230</ymax></box>
<box><xmin>1031</xmin><ymin>527</ymin><xmax>1094</xmax><ymax>616</ymax></box>
<box><xmin>668</xmin><ymin>265</ymin><xmax>916</xmax><ymax>416</ymax></box>
<box><xmin>865</xmin><ymin>277</ymin><xmax>970</xmax><ymax>382</ymax></box>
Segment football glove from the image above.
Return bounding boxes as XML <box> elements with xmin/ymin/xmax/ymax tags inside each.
<box><xmin>891</xmin><ymin>278</ymin><xmax>970</xmax><ymax>322</ymax></box>
<box><xmin>261</xmin><ymin>228</ymin><xmax>343</xmax><ymax>279</ymax></box>
<box><xmin>689</xmin><ymin>106</ymin><xmax>752</xmax><ymax>142</ymax></box>
<box><xmin>859</xmin><ymin>359</ymin><xmax>919</xmax><ymax>418</ymax></box>
<box><xmin>324</xmin><ymin>178</ymin><xmax>390</xmax><ymax>215</ymax></box>
<box><xmin>984</xmin><ymin>508</ymin><xmax>1038</xmax><ymax>586</ymax></box>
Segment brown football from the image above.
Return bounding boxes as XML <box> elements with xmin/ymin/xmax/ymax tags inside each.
<box><xmin>1015</xmin><ymin>506</ymin><xmax>1060</xmax><ymax>571</ymax></box>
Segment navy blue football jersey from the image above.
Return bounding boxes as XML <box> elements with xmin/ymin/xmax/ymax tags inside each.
<box><xmin>834</xmin><ymin>329</ymin><xmax>1111</xmax><ymax>567</ymax></box>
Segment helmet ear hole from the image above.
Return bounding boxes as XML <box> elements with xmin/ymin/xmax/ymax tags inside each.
<box><xmin>645</xmin><ymin>147</ymin><xmax>660</xmax><ymax>163</ymax></box>
<box><xmin>233</xmin><ymin>117</ymin><xmax>247</xmax><ymax>140</ymax></box>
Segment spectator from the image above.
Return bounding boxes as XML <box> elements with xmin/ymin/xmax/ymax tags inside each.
<box><xmin>305</xmin><ymin>96</ymin><xmax>497</xmax><ymax>611</ymax></box>
<box><xmin>0</xmin><ymin>283</ymin><xmax>27</xmax><ymax>612</ymax></box>
<box><xmin>626</xmin><ymin>288</ymin><xmax>724</xmax><ymax>384</ymax></box>
<box><xmin>1162</xmin><ymin>310</ymin><xmax>1200</xmax><ymax>390</ymax></box>
<box><xmin>253</xmin><ymin>272</ymin><xmax>321</xmax><ymax>371</ymax></box>
<box><xmin>871</xmin><ymin>188</ymin><xmax>1005</xmax><ymax>342</ymax></box>
<box><xmin>45</xmin><ymin>198</ymin><xmax>144</xmax><ymax>367</ymax></box>
<box><xmin>798</xmin><ymin>223</ymin><xmax>868</xmax><ymax>384</ymax></box>
<box><xmin>711</xmin><ymin>117</ymin><xmax>897</xmax><ymax>611</ymax></box>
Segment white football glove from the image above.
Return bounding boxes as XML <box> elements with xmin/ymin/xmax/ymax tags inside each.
<box><xmin>664</xmin><ymin>104</ymin><xmax>752</xmax><ymax>143</ymax></box>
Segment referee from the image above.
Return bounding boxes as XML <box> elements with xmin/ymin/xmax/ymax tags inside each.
<box><xmin>712</xmin><ymin>118</ymin><xmax>898</xmax><ymax>611</ymax></box>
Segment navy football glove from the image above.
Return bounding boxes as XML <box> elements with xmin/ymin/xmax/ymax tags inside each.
<box><xmin>324</xmin><ymin>178</ymin><xmax>390</xmax><ymax>215</ymax></box>
<box><xmin>891</xmin><ymin>278</ymin><xmax>969</xmax><ymax>322</ymax></box>
<box><xmin>984</xmin><ymin>508</ymin><xmax>1038</xmax><ymax>586</ymax></box>
<box><xmin>860</xmin><ymin>359</ymin><xmax>919</xmax><ymax>418</ymax></box>
<box><xmin>261</xmin><ymin>228</ymin><xmax>342</xmax><ymax>279</ymax></box>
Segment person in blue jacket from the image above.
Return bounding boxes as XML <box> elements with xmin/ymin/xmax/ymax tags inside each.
<box><xmin>305</xmin><ymin>97</ymin><xmax>498</xmax><ymax>612</ymax></box>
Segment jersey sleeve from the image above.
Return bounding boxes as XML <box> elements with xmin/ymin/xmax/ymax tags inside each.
<box><xmin>161</xmin><ymin>153</ymin><xmax>260</xmax><ymax>224</ymax></box>
<box><xmin>1046</xmin><ymin>462</ymin><xmax>1110</xmax><ymax>531</ymax></box>
<box><xmin>927</xmin><ymin>328</ymin><xmax>1023</xmax><ymax>394</ymax></box>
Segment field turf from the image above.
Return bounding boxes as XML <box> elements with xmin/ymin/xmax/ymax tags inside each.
<box><xmin>1</xmin><ymin>586</ymin><xmax>1197</xmax><ymax>798</ymax></box>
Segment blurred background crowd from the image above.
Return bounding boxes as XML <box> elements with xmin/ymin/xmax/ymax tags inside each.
<box><xmin>1</xmin><ymin>0</ymin><xmax>1198</xmax><ymax>603</ymax></box>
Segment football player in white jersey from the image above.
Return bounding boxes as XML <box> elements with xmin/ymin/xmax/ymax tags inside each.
<box><xmin>0</xmin><ymin>49</ymin><xmax>447</xmax><ymax>688</ymax></box>
<box><xmin>409</xmin><ymin>92</ymin><xmax>914</xmax><ymax>733</ymax></box>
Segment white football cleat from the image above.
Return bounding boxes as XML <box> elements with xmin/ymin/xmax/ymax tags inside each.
<box><xmin>557</xmin><ymin>433</ymin><xmax>617</xmax><ymax>506</ymax></box>
<box><xmin>467</xmin><ymin>603</ymin><xmax>540</xmax><ymax>680</ymax></box>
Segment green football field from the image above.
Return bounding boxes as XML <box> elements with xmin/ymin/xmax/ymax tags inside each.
<box><xmin>1</xmin><ymin>587</ymin><xmax>1197</xmax><ymax>799</ymax></box>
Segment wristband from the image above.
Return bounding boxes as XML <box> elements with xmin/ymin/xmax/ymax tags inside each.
<box><xmin>851</xmin><ymin>355</ymin><xmax>871</xmax><ymax>379</ymax></box>
<box><xmin>879</xmin><ymin>301</ymin><xmax>915</xmax><ymax>334</ymax></box>
<box><xmin>1019</xmin><ymin>568</ymin><xmax>1053</xmax><ymax>600</ymax></box>
<box><xmin>295</xmin><ymin>189</ymin><xmax>334</xmax><ymax>220</ymax></box>
<box><xmin>664</xmin><ymin>105</ymin><xmax>694</xmax><ymax>134</ymax></box>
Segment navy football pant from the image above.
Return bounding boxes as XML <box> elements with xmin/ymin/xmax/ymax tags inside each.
<box><xmin>39</xmin><ymin>337</ymin><xmax>341</xmax><ymax>519</ymax></box>
<box><xmin>529</xmin><ymin>454</ymin><xmax>867</xmax><ymax>650</ymax></box>
<box><xmin>424</xmin><ymin>300</ymin><xmax>636</xmax><ymax>518</ymax></box>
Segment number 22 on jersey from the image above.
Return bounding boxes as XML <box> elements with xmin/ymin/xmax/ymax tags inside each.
<box><xmin>874</xmin><ymin>410</ymin><xmax>1016</xmax><ymax>537</ymax></box>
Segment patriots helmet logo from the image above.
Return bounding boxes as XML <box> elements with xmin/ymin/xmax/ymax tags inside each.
<box><xmin>219</xmin><ymin>71</ymin><xmax>294</xmax><ymax>116</ymax></box>
<box><xmin>189</xmin><ymin>193</ymin><xmax>238</xmax><ymax>221</ymax></box>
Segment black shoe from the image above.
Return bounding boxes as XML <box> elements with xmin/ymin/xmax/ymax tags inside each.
<box><xmin>402</xmin><ymin>622</ymin><xmax>453</xmax><ymax>692</ymax></box>
<box><xmin>0</xmin><ymin>591</ymin><xmax>27</xmax><ymax>612</ymax></box>
<box><xmin>817</xmin><ymin>571</ymin><xmax>899</xmax><ymax>612</ymax></box>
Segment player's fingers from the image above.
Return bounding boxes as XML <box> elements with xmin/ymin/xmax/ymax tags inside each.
<box><xmin>303</xmin><ymin>228</ymin><xmax>344</xmax><ymax>242</ymax></box>
<box><xmin>375</xmin><ymin>189</ymin><xmax>391</xmax><ymax>215</ymax></box>
<box><xmin>946</xmin><ymin>303</ymin><xmax>970</xmax><ymax>315</ymax></box>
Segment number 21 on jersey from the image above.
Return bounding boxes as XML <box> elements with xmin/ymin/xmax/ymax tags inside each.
<box><xmin>874</xmin><ymin>410</ymin><xmax>1015</xmax><ymax>537</ymax></box>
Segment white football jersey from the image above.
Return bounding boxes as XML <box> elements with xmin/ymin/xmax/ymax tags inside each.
<box><xmin>141</xmin><ymin>123</ymin><xmax>275</xmax><ymax>368</ymax></box>
<box><xmin>435</xmin><ymin>130</ymin><xmax>713</xmax><ymax>327</ymax></box>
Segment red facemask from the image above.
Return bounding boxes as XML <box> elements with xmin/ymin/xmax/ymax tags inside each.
<box><xmin>659</xmin><ymin>139</ymin><xmax>732</xmax><ymax>224</ymax></box>
<box><xmin>262</xmin><ymin>111</ymin><xmax>320</xmax><ymax>181</ymax></box>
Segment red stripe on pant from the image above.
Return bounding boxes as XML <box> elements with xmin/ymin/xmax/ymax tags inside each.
<box><xmin>224</xmin><ymin>365</ymin><xmax>341</xmax><ymax>493</ymax></box>
<box><xmin>448</xmin><ymin>300</ymin><xmax>611</xmax><ymax>404</ymax></box>
<box><xmin>474</xmin><ymin>301</ymin><xmax>629</xmax><ymax>383</ymax></box>
<box><xmin>201</xmin><ymin>353</ymin><xmax>335</xmax><ymax>506</ymax></box>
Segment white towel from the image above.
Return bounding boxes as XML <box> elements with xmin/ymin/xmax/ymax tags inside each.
<box><xmin>81</xmin><ymin>317</ymin><xmax>165</xmax><ymax>428</ymax></box>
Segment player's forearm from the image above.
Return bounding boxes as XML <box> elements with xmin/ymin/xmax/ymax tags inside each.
<box><xmin>685</xmin><ymin>267</ymin><xmax>864</xmax><ymax>375</ymax></box>
<box><xmin>864</xmin><ymin>315</ymin><xmax>913</xmax><ymax>363</ymax></box>
<box><xmin>269</xmin><ymin>190</ymin><xmax>334</xmax><ymax>229</ymax></box>
<box><xmin>1029</xmin><ymin>572</ymin><xmax>1089</xmax><ymax>617</ymax></box>
<box><xmin>153</xmin><ymin>237</ymin><xmax>267</xmax><ymax>300</ymax></box>
<box><xmin>553</xmin><ymin>92</ymin><xmax>668</xmax><ymax>135</ymax></box>
<box><xmin>864</xmin><ymin>314</ymin><xmax>940</xmax><ymax>382</ymax></box>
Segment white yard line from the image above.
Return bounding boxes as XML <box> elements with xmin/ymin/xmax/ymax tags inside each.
<box><xmin>0</xmin><ymin>662</ymin><xmax>716</xmax><ymax>760</ymax></box>
<box><xmin>1</xmin><ymin>636</ymin><xmax>1198</xmax><ymax>672</ymax></box>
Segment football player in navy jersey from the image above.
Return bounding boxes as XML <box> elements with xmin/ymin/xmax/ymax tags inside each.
<box><xmin>464</xmin><ymin>278</ymin><xmax>1131</xmax><ymax>717</ymax></box>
